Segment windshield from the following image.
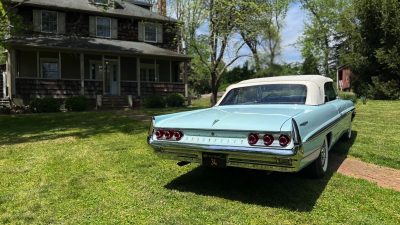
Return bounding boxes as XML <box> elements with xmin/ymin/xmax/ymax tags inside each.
<box><xmin>219</xmin><ymin>84</ymin><xmax>307</xmax><ymax>105</ymax></box>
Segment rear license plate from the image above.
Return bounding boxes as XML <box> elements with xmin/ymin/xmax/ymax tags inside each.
<box><xmin>202</xmin><ymin>153</ymin><xmax>227</xmax><ymax>168</ymax></box>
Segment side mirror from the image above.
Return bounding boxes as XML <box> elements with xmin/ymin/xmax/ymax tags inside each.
<box><xmin>324</xmin><ymin>95</ymin><xmax>329</xmax><ymax>103</ymax></box>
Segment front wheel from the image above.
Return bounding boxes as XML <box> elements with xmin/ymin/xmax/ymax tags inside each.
<box><xmin>307</xmin><ymin>137</ymin><xmax>329</xmax><ymax>178</ymax></box>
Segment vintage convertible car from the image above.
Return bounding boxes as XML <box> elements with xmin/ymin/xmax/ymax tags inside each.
<box><xmin>148</xmin><ymin>75</ymin><xmax>355</xmax><ymax>177</ymax></box>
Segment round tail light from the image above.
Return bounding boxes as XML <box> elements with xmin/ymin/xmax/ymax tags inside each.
<box><xmin>248</xmin><ymin>133</ymin><xmax>259</xmax><ymax>145</ymax></box>
<box><xmin>155</xmin><ymin>130</ymin><xmax>164</xmax><ymax>139</ymax></box>
<box><xmin>174</xmin><ymin>131</ymin><xmax>183</xmax><ymax>141</ymax></box>
<box><xmin>279</xmin><ymin>135</ymin><xmax>291</xmax><ymax>147</ymax></box>
<box><xmin>263</xmin><ymin>134</ymin><xmax>274</xmax><ymax>146</ymax></box>
<box><xmin>164</xmin><ymin>130</ymin><xmax>174</xmax><ymax>139</ymax></box>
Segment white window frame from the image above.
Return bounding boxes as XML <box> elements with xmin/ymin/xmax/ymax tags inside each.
<box><xmin>40</xmin><ymin>58</ymin><xmax>60</xmax><ymax>79</ymax></box>
<box><xmin>96</xmin><ymin>16</ymin><xmax>112</xmax><ymax>38</ymax></box>
<box><xmin>41</xmin><ymin>10</ymin><xmax>58</xmax><ymax>33</ymax></box>
<box><xmin>144</xmin><ymin>23</ymin><xmax>158</xmax><ymax>43</ymax></box>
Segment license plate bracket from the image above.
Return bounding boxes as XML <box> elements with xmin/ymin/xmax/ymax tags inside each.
<box><xmin>202</xmin><ymin>153</ymin><xmax>227</xmax><ymax>168</ymax></box>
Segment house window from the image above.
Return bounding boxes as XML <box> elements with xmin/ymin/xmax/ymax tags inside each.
<box><xmin>140</xmin><ymin>63</ymin><xmax>159</xmax><ymax>82</ymax></box>
<box><xmin>94</xmin><ymin>0</ymin><xmax>109</xmax><ymax>5</ymax></box>
<box><xmin>96</xmin><ymin>17</ymin><xmax>111</xmax><ymax>38</ymax></box>
<box><xmin>41</xmin><ymin>58</ymin><xmax>59</xmax><ymax>79</ymax></box>
<box><xmin>41</xmin><ymin>11</ymin><xmax>58</xmax><ymax>33</ymax></box>
<box><xmin>144</xmin><ymin>24</ymin><xmax>157</xmax><ymax>42</ymax></box>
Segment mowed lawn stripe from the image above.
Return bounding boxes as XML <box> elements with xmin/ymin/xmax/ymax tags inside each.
<box><xmin>0</xmin><ymin>110</ymin><xmax>399</xmax><ymax>224</ymax></box>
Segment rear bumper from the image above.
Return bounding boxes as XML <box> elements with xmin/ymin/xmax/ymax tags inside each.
<box><xmin>148</xmin><ymin>138</ymin><xmax>303</xmax><ymax>172</ymax></box>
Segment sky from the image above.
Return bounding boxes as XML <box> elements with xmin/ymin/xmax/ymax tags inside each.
<box><xmin>195</xmin><ymin>2</ymin><xmax>307</xmax><ymax>68</ymax></box>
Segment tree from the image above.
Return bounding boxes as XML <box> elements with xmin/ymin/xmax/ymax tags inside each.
<box><xmin>299</xmin><ymin>0</ymin><xmax>349</xmax><ymax>77</ymax></box>
<box><xmin>193</xmin><ymin>0</ymin><xmax>247</xmax><ymax>105</ymax></box>
<box><xmin>237</xmin><ymin>0</ymin><xmax>290</xmax><ymax>71</ymax></box>
<box><xmin>339</xmin><ymin>0</ymin><xmax>400</xmax><ymax>99</ymax></box>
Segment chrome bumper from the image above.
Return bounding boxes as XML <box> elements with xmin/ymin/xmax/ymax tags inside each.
<box><xmin>148</xmin><ymin>138</ymin><xmax>303</xmax><ymax>173</ymax></box>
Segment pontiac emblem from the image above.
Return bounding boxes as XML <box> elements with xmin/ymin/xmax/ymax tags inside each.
<box><xmin>212</xmin><ymin>119</ymin><xmax>220</xmax><ymax>126</ymax></box>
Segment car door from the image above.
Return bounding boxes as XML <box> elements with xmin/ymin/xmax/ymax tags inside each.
<box><xmin>323</xmin><ymin>82</ymin><xmax>345</xmax><ymax>145</ymax></box>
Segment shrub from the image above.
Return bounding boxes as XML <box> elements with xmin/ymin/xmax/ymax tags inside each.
<box><xmin>65</xmin><ymin>96</ymin><xmax>88</xmax><ymax>112</ymax></box>
<box><xmin>30</xmin><ymin>98</ymin><xmax>62</xmax><ymax>113</ymax></box>
<box><xmin>165</xmin><ymin>93</ymin><xmax>185</xmax><ymax>107</ymax></box>
<box><xmin>144</xmin><ymin>96</ymin><xmax>166</xmax><ymax>108</ymax></box>
<box><xmin>339</xmin><ymin>91</ymin><xmax>358</xmax><ymax>103</ymax></box>
<box><xmin>367</xmin><ymin>77</ymin><xmax>400</xmax><ymax>100</ymax></box>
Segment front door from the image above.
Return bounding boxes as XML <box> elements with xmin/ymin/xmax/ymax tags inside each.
<box><xmin>104</xmin><ymin>60</ymin><xmax>119</xmax><ymax>95</ymax></box>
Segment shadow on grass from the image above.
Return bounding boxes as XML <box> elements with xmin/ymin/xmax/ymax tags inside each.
<box><xmin>165</xmin><ymin>131</ymin><xmax>358</xmax><ymax>212</ymax></box>
<box><xmin>0</xmin><ymin>112</ymin><xmax>148</xmax><ymax>146</ymax></box>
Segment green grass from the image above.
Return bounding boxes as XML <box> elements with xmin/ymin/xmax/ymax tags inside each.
<box><xmin>0</xmin><ymin>108</ymin><xmax>399</xmax><ymax>224</ymax></box>
<box><xmin>136</xmin><ymin>97</ymin><xmax>211</xmax><ymax>116</ymax></box>
<box><xmin>332</xmin><ymin>100</ymin><xmax>400</xmax><ymax>169</ymax></box>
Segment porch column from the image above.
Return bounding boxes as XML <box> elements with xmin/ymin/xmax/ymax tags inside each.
<box><xmin>6</xmin><ymin>48</ymin><xmax>16</xmax><ymax>97</ymax></box>
<box><xmin>36</xmin><ymin>51</ymin><xmax>40</xmax><ymax>78</ymax></box>
<box><xmin>118</xmin><ymin>56</ymin><xmax>121</xmax><ymax>96</ymax></box>
<box><xmin>183</xmin><ymin>61</ymin><xmax>188</xmax><ymax>98</ymax></box>
<box><xmin>169</xmin><ymin>60</ymin><xmax>172</xmax><ymax>82</ymax></box>
<box><xmin>80</xmin><ymin>53</ymin><xmax>85</xmax><ymax>95</ymax></box>
<box><xmin>136</xmin><ymin>57</ymin><xmax>141</xmax><ymax>97</ymax></box>
<box><xmin>58</xmin><ymin>51</ymin><xmax>62</xmax><ymax>79</ymax></box>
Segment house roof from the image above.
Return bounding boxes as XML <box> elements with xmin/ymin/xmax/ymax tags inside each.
<box><xmin>10</xmin><ymin>0</ymin><xmax>175</xmax><ymax>22</ymax></box>
<box><xmin>6</xmin><ymin>36</ymin><xmax>191</xmax><ymax>59</ymax></box>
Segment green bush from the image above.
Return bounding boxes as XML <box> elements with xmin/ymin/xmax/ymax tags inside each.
<box><xmin>30</xmin><ymin>98</ymin><xmax>62</xmax><ymax>113</ymax></box>
<box><xmin>339</xmin><ymin>91</ymin><xmax>358</xmax><ymax>103</ymax></box>
<box><xmin>144</xmin><ymin>96</ymin><xmax>166</xmax><ymax>108</ymax></box>
<box><xmin>165</xmin><ymin>93</ymin><xmax>185</xmax><ymax>107</ymax></box>
<box><xmin>65</xmin><ymin>96</ymin><xmax>88</xmax><ymax>112</ymax></box>
<box><xmin>367</xmin><ymin>77</ymin><xmax>400</xmax><ymax>100</ymax></box>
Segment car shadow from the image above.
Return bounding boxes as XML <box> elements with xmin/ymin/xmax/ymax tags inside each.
<box><xmin>165</xmin><ymin>131</ymin><xmax>358</xmax><ymax>212</ymax></box>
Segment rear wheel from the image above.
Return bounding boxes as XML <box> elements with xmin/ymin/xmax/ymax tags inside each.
<box><xmin>307</xmin><ymin>137</ymin><xmax>329</xmax><ymax>178</ymax></box>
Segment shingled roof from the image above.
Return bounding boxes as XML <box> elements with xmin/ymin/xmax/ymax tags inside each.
<box><xmin>10</xmin><ymin>0</ymin><xmax>176</xmax><ymax>22</ymax></box>
<box><xmin>6</xmin><ymin>36</ymin><xmax>190</xmax><ymax>59</ymax></box>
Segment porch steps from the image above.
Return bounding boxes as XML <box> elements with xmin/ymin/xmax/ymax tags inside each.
<box><xmin>0</xmin><ymin>98</ymin><xmax>11</xmax><ymax>108</ymax></box>
<box><xmin>101</xmin><ymin>96</ymin><xmax>130</xmax><ymax>109</ymax></box>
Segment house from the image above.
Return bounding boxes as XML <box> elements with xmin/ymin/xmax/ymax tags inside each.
<box><xmin>2</xmin><ymin>0</ymin><xmax>190</xmax><ymax>107</ymax></box>
<box><xmin>337</xmin><ymin>65</ymin><xmax>351</xmax><ymax>91</ymax></box>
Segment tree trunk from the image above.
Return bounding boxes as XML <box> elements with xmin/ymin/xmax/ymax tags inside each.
<box><xmin>210</xmin><ymin>71</ymin><xmax>218</xmax><ymax>106</ymax></box>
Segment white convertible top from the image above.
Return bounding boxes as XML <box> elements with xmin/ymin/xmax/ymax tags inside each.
<box><xmin>217</xmin><ymin>75</ymin><xmax>334</xmax><ymax>106</ymax></box>
<box><xmin>237</xmin><ymin>75</ymin><xmax>333</xmax><ymax>86</ymax></box>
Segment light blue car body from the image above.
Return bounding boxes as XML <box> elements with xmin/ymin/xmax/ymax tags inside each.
<box><xmin>148</xmin><ymin>76</ymin><xmax>355</xmax><ymax>173</ymax></box>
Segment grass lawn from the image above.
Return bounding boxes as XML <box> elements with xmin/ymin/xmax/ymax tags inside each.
<box><xmin>0</xmin><ymin>101</ymin><xmax>399</xmax><ymax>224</ymax></box>
<box><xmin>332</xmin><ymin>100</ymin><xmax>400</xmax><ymax>169</ymax></box>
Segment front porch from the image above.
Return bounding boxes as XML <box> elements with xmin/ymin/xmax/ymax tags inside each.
<box><xmin>4</xmin><ymin>36</ymin><xmax>190</xmax><ymax>105</ymax></box>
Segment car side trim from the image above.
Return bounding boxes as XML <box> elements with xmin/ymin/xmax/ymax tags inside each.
<box><xmin>305</xmin><ymin>108</ymin><xmax>355</xmax><ymax>142</ymax></box>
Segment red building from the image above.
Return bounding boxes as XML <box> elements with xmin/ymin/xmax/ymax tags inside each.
<box><xmin>337</xmin><ymin>65</ymin><xmax>351</xmax><ymax>91</ymax></box>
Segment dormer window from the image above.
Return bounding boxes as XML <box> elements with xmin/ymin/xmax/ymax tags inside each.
<box><xmin>96</xmin><ymin>17</ymin><xmax>111</xmax><ymax>38</ymax></box>
<box><xmin>93</xmin><ymin>0</ymin><xmax>109</xmax><ymax>5</ymax></box>
<box><xmin>41</xmin><ymin>10</ymin><xmax>58</xmax><ymax>33</ymax></box>
<box><xmin>144</xmin><ymin>23</ymin><xmax>157</xmax><ymax>42</ymax></box>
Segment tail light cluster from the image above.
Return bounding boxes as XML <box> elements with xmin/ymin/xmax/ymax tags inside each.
<box><xmin>248</xmin><ymin>133</ymin><xmax>291</xmax><ymax>147</ymax></box>
<box><xmin>155</xmin><ymin>129</ymin><xmax>184</xmax><ymax>141</ymax></box>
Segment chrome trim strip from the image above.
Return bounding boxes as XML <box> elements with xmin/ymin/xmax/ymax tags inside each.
<box><xmin>149</xmin><ymin>139</ymin><xmax>297</xmax><ymax>157</ymax></box>
<box><xmin>306</xmin><ymin>108</ymin><xmax>355</xmax><ymax>142</ymax></box>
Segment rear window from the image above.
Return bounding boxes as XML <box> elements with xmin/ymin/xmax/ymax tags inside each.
<box><xmin>219</xmin><ymin>84</ymin><xmax>307</xmax><ymax>105</ymax></box>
